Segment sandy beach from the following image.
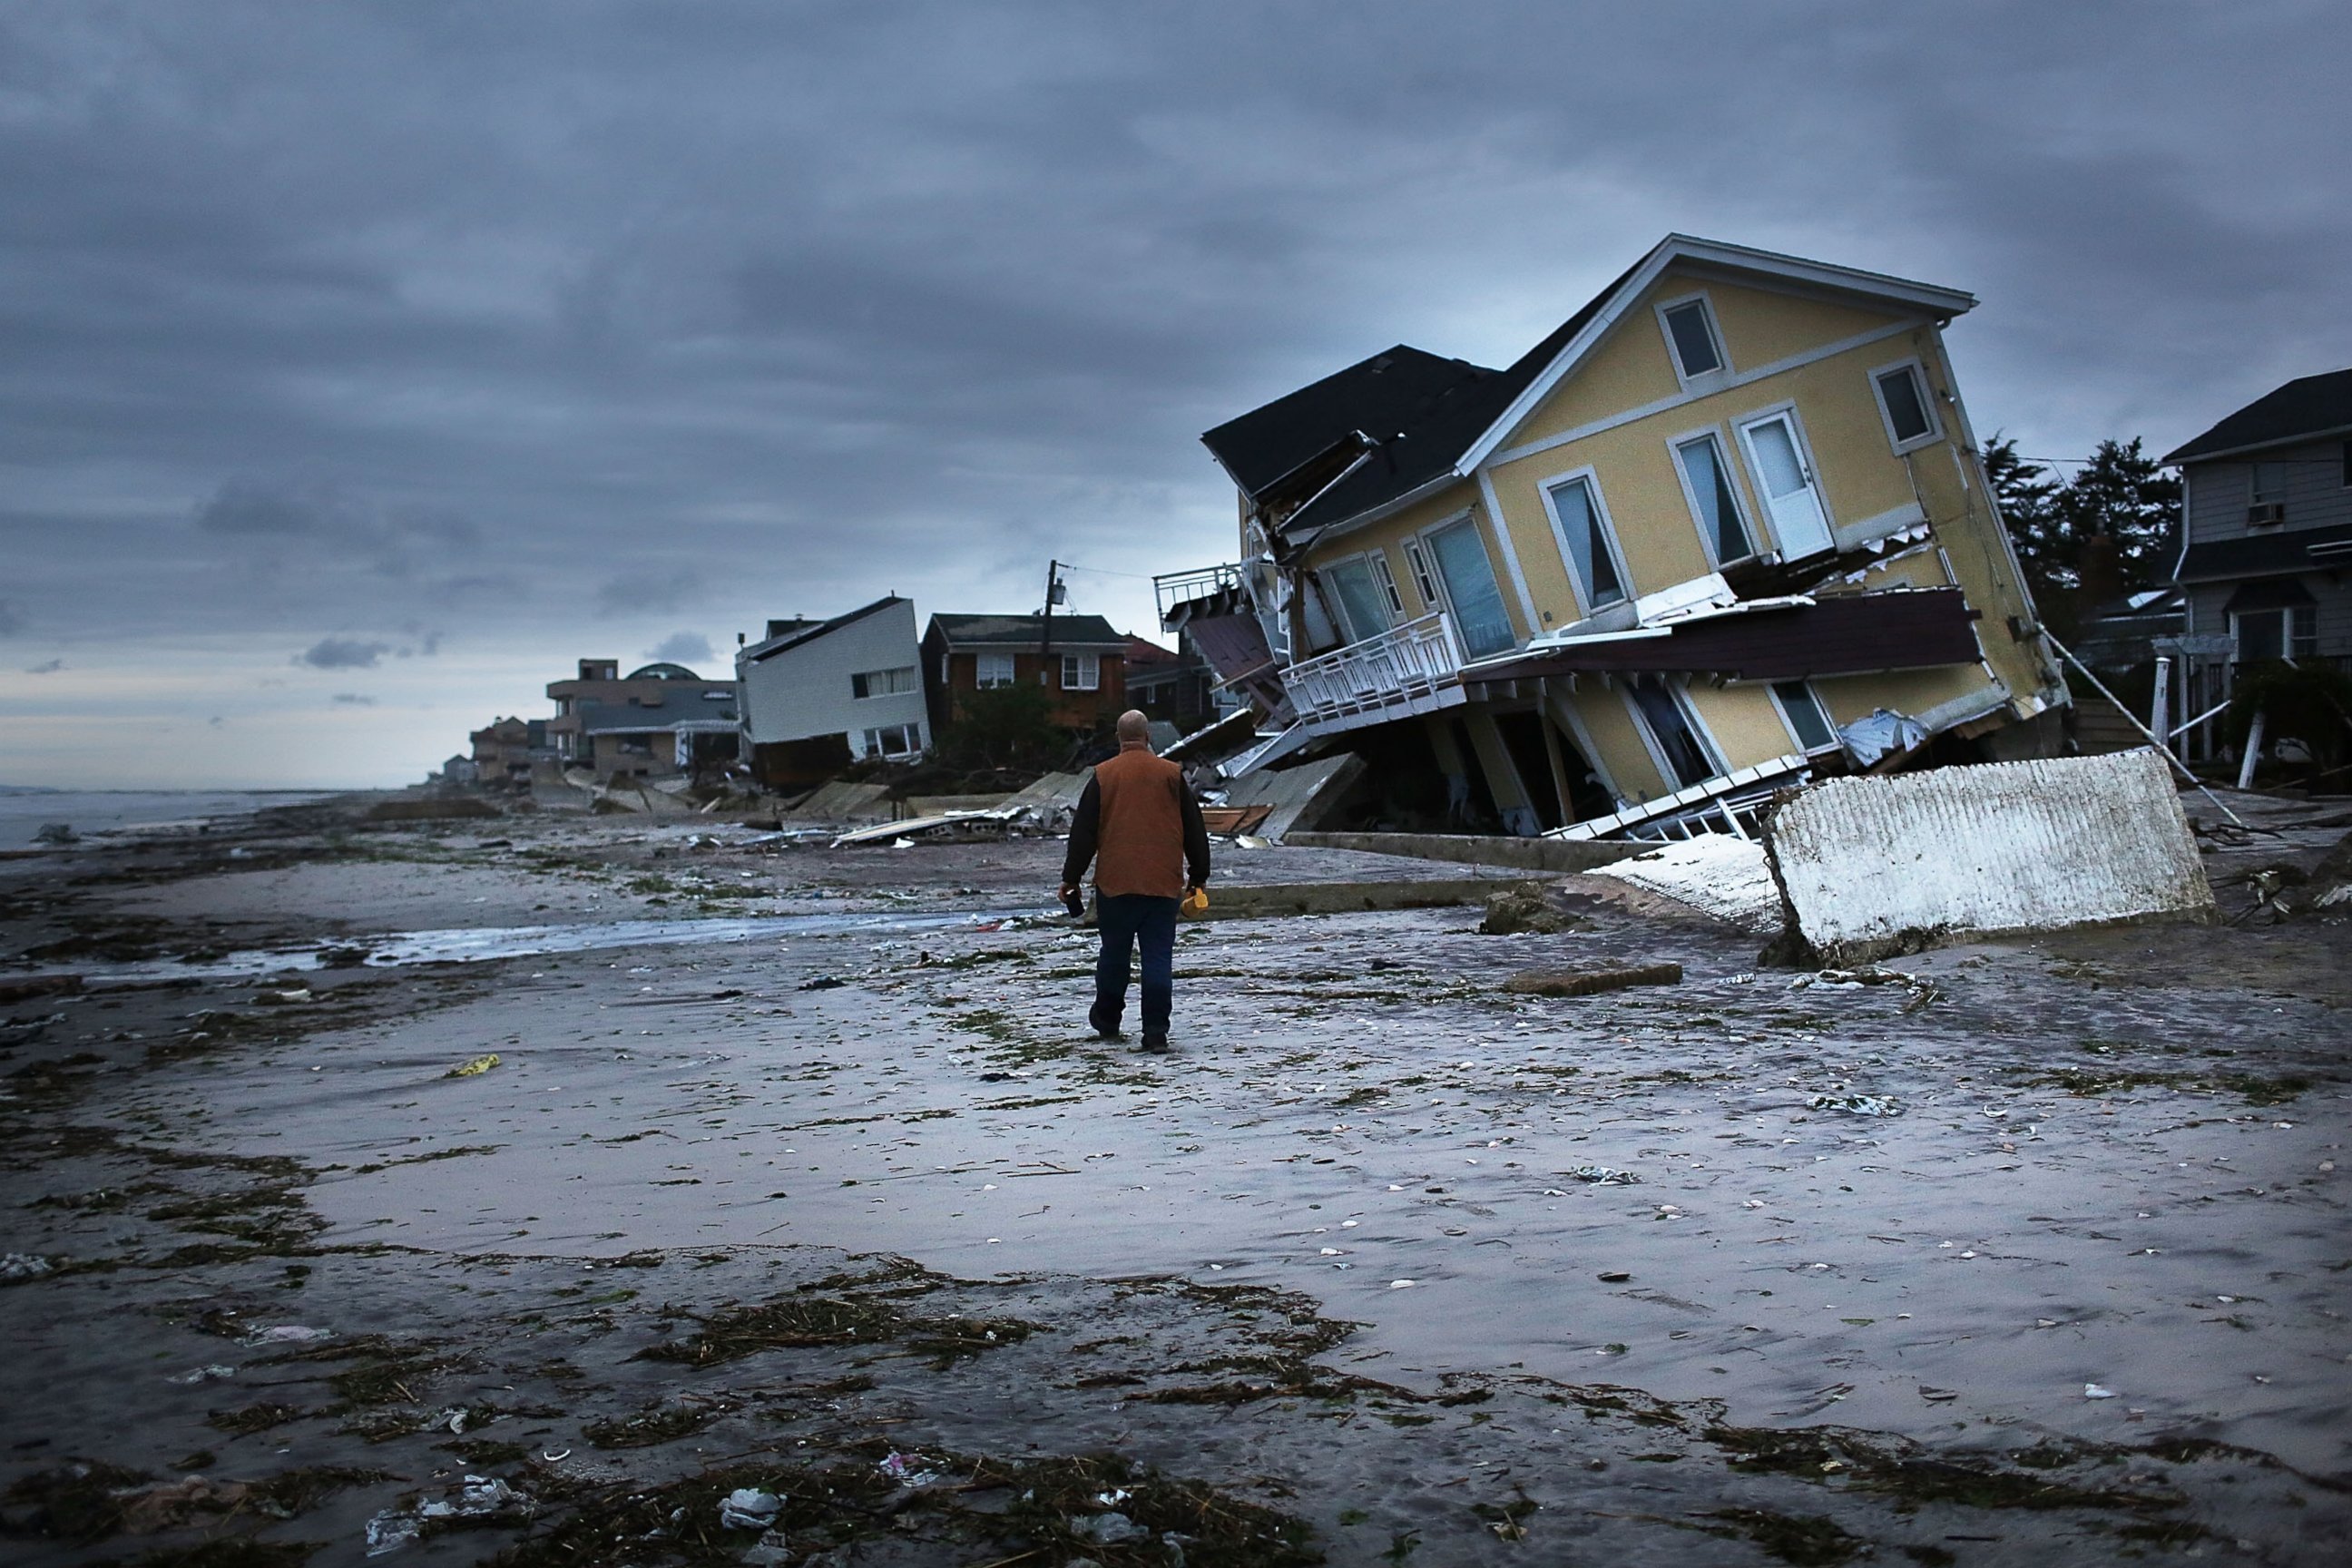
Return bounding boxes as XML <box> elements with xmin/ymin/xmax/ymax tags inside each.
<box><xmin>4</xmin><ymin>796</ymin><xmax>2348</xmax><ymax>1566</ymax></box>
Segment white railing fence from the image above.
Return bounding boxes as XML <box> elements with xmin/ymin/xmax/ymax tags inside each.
<box><xmin>1283</xmin><ymin>612</ymin><xmax>1465</xmax><ymax>722</ymax></box>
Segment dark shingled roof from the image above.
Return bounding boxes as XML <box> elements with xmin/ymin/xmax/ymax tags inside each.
<box><xmin>1199</xmin><ymin>255</ymin><xmax>1642</xmax><ymax>539</ymax></box>
<box><xmin>741</xmin><ymin>595</ymin><xmax>906</xmax><ymax>663</ymax></box>
<box><xmin>2177</xmin><ymin>520</ymin><xmax>2352</xmax><ymax>583</ymax></box>
<box><xmin>926</xmin><ymin>612</ymin><xmax>1125</xmax><ymax>649</ymax></box>
<box><xmin>2163</xmin><ymin>368</ymin><xmax>2352</xmax><ymax>463</ymax></box>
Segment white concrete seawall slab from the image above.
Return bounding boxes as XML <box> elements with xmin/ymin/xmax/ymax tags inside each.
<box><xmin>1765</xmin><ymin>749</ymin><xmax>2214</xmax><ymax>965</ymax></box>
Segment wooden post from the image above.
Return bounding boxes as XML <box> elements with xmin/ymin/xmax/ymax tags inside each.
<box><xmin>2238</xmin><ymin>709</ymin><xmax>2266</xmax><ymax>791</ymax></box>
<box><xmin>2150</xmin><ymin>656</ymin><xmax>2171</xmax><ymax>750</ymax></box>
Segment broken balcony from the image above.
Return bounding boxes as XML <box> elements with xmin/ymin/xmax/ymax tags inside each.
<box><xmin>1283</xmin><ymin>611</ymin><xmax>1470</xmax><ymax>730</ymax></box>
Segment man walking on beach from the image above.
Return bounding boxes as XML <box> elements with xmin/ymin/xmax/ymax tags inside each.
<box><xmin>1061</xmin><ymin>710</ymin><xmax>1211</xmax><ymax>1052</ymax></box>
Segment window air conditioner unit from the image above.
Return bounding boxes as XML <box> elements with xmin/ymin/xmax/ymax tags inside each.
<box><xmin>2248</xmin><ymin>503</ymin><xmax>2287</xmax><ymax>525</ymax></box>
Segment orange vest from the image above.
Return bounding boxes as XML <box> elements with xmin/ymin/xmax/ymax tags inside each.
<box><xmin>1091</xmin><ymin>744</ymin><xmax>1189</xmax><ymax>899</ymax></box>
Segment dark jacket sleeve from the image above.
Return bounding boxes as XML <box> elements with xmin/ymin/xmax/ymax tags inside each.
<box><xmin>1179</xmin><ymin>780</ymin><xmax>1211</xmax><ymax>888</ymax></box>
<box><xmin>1062</xmin><ymin>777</ymin><xmax>1101</xmax><ymax>887</ymax></box>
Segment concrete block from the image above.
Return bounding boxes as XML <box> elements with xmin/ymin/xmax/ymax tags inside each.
<box><xmin>1763</xmin><ymin>749</ymin><xmax>2214</xmax><ymax>965</ymax></box>
<box><xmin>1502</xmin><ymin>963</ymin><xmax>1682</xmax><ymax>996</ymax></box>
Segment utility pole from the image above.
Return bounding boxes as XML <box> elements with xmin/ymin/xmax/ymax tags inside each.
<box><xmin>1041</xmin><ymin>559</ymin><xmax>1063</xmax><ymax>668</ymax></box>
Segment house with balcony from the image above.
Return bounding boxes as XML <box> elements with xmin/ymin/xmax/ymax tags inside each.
<box><xmin>2161</xmin><ymin>367</ymin><xmax>2352</xmax><ymax>759</ymax></box>
<box><xmin>736</xmin><ymin>596</ymin><xmax>930</xmax><ymax>787</ymax></box>
<box><xmin>921</xmin><ymin>612</ymin><xmax>1128</xmax><ymax>739</ymax></box>
<box><xmin>1164</xmin><ymin>233</ymin><xmax>2065</xmax><ymax>838</ymax></box>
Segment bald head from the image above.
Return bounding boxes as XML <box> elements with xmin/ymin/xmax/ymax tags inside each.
<box><xmin>1115</xmin><ymin>709</ymin><xmax>1151</xmax><ymax>744</ymax></box>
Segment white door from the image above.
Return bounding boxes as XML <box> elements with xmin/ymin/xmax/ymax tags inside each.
<box><xmin>1737</xmin><ymin>411</ymin><xmax>1834</xmax><ymax>560</ymax></box>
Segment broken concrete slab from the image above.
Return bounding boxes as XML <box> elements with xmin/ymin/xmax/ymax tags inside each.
<box><xmin>1217</xmin><ymin>752</ymin><xmax>1365</xmax><ymax>841</ymax></box>
<box><xmin>783</xmin><ymin>780</ymin><xmax>894</xmax><ymax>824</ymax></box>
<box><xmin>1285</xmin><ymin>831</ymin><xmax>1640</xmax><ymax>874</ymax></box>
<box><xmin>1588</xmin><ymin>835</ymin><xmax>1782</xmax><ymax>934</ymax></box>
<box><xmin>1763</xmin><ymin>749</ymin><xmax>2215</xmax><ymax>966</ymax></box>
<box><xmin>1502</xmin><ymin>962</ymin><xmax>1682</xmax><ymax>996</ymax></box>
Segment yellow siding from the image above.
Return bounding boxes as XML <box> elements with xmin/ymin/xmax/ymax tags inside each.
<box><xmin>1301</xmin><ymin>478</ymin><xmax>1534</xmax><ymax>643</ymax></box>
<box><xmin>1563</xmin><ymin>683</ymin><xmax>1668</xmax><ymax>801</ymax></box>
<box><xmin>1811</xmin><ymin>666</ymin><xmax>1994</xmax><ymax>728</ymax></box>
<box><xmin>1683</xmin><ymin>682</ymin><xmax>1799</xmax><ymax>770</ymax></box>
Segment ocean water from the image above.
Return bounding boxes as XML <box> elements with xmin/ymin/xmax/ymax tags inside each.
<box><xmin>0</xmin><ymin>789</ymin><xmax>331</xmax><ymax>849</ymax></box>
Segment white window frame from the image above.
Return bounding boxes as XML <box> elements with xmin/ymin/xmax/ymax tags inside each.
<box><xmin>1654</xmin><ymin>290</ymin><xmax>1730</xmax><ymax>390</ymax></box>
<box><xmin>1868</xmin><ymin>356</ymin><xmax>1943</xmax><ymax>455</ymax></box>
<box><xmin>2230</xmin><ymin>606</ymin><xmax>2315</xmax><ymax>662</ymax></box>
<box><xmin>1400</xmin><ymin>536</ymin><xmax>1440</xmax><ymax>611</ymax></box>
<box><xmin>1768</xmin><ymin>680</ymin><xmax>1840</xmax><ymax>755</ymax></box>
<box><xmin>1060</xmin><ymin>651</ymin><xmax>1101</xmax><ymax>691</ymax></box>
<box><xmin>850</xmin><ymin>665</ymin><xmax>916</xmax><ymax>700</ymax></box>
<box><xmin>1368</xmin><ymin>551</ymin><xmax>1406</xmax><ymax>615</ymax></box>
<box><xmin>1667</xmin><ymin>426</ymin><xmax>1764</xmax><ymax>569</ymax></box>
<box><xmin>1319</xmin><ymin>551</ymin><xmax>1396</xmax><ymax>643</ymax></box>
<box><xmin>861</xmin><ymin>723</ymin><xmax>923</xmax><ymax>759</ymax></box>
<box><xmin>974</xmin><ymin>652</ymin><xmax>1016</xmax><ymax>689</ymax></box>
<box><xmin>1535</xmin><ymin>465</ymin><xmax>1635</xmax><ymax>617</ymax></box>
<box><xmin>1410</xmin><ymin>506</ymin><xmax>1521</xmax><ymax>659</ymax></box>
<box><xmin>1622</xmin><ymin>676</ymin><xmax>1726</xmax><ymax>793</ymax></box>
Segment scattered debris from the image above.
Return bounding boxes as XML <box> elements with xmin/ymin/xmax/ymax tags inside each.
<box><xmin>446</xmin><ymin>1054</ymin><xmax>501</xmax><ymax>1078</ymax></box>
<box><xmin>1809</xmin><ymin>1093</ymin><xmax>1904</xmax><ymax>1117</ymax></box>
<box><xmin>1563</xmin><ymin>1166</ymin><xmax>1641</xmax><ymax>1185</ymax></box>
<box><xmin>799</xmin><ymin>976</ymin><xmax>848</xmax><ymax>991</ymax></box>
<box><xmin>1502</xmin><ymin>962</ymin><xmax>1681</xmax><ymax>996</ymax></box>
<box><xmin>33</xmin><ymin>822</ymin><xmax>77</xmax><ymax>846</ymax></box>
<box><xmin>1</xmin><ymin>1252</ymin><xmax>56</xmax><ymax>1281</ymax></box>
<box><xmin>720</xmin><ymin>1487</ymin><xmax>783</xmax><ymax>1529</ymax></box>
<box><xmin>1478</xmin><ymin>884</ymin><xmax>1585</xmax><ymax>936</ymax></box>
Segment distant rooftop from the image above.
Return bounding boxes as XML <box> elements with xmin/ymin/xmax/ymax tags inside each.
<box><xmin>2164</xmin><ymin>367</ymin><xmax>2352</xmax><ymax>463</ymax></box>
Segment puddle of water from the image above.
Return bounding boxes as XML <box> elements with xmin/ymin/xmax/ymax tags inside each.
<box><xmin>24</xmin><ymin>907</ymin><xmax>1060</xmax><ymax>988</ymax></box>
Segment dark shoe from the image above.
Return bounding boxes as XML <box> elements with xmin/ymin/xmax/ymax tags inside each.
<box><xmin>1094</xmin><ymin>1026</ymin><xmax>1126</xmax><ymax>1043</ymax></box>
<box><xmin>1139</xmin><ymin>1034</ymin><xmax>1171</xmax><ymax>1054</ymax></box>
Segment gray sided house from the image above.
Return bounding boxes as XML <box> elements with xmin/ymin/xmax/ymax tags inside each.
<box><xmin>736</xmin><ymin>596</ymin><xmax>928</xmax><ymax>788</ymax></box>
<box><xmin>2163</xmin><ymin>367</ymin><xmax>2352</xmax><ymax>752</ymax></box>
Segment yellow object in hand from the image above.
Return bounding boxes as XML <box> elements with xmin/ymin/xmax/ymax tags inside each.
<box><xmin>1181</xmin><ymin>886</ymin><xmax>1209</xmax><ymax>917</ymax></box>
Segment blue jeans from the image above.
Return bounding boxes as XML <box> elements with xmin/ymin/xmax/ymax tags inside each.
<box><xmin>1092</xmin><ymin>894</ymin><xmax>1178</xmax><ymax>1040</ymax></box>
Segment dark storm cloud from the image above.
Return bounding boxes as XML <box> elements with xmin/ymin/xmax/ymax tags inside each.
<box><xmin>330</xmin><ymin>692</ymin><xmax>377</xmax><ymax>706</ymax></box>
<box><xmin>1</xmin><ymin>0</ymin><xmax>2346</xmax><ymax>707</ymax></box>
<box><xmin>0</xmin><ymin>600</ymin><xmax>22</xmax><ymax>636</ymax></box>
<box><xmin>296</xmin><ymin>637</ymin><xmax>390</xmax><ymax>670</ymax></box>
<box><xmin>25</xmin><ymin>659</ymin><xmax>64</xmax><ymax>675</ymax></box>
<box><xmin>644</xmin><ymin>632</ymin><xmax>714</xmax><ymax>665</ymax></box>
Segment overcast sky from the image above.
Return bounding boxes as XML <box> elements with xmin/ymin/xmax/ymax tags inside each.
<box><xmin>4</xmin><ymin>1</ymin><xmax>2347</xmax><ymax>788</ymax></box>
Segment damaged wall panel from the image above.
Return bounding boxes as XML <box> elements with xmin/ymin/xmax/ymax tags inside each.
<box><xmin>1763</xmin><ymin>749</ymin><xmax>2213</xmax><ymax>965</ymax></box>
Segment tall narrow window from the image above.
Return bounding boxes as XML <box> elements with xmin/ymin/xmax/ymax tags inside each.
<box><xmin>2249</xmin><ymin>461</ymin><xmax>2288</xmax><ymax>525</ymax></box>
<box><xmin>1323</xmin><ymin>557</ymin><xmax>1393</xmax><ymax>643</ymax></box>
<box><xmin>1674</xmin><ymin>435</ymin><xmax>1755</xmax><ymax>564</ymax></box>
<box><xmin>1369</xmin><ymin>553</ymin><xmax>1406</xmax><ymax>614</ymax></box>
<box><xmin>1402</xmin><ymin>538</ymin><xmax>1439</xmax><ymax>608</ymax></box>
<box><xmin>1661</xmin><ymin>299</ymin><xmax>1723</xmax><ymax>378</ymax></box>
<box><xmin>1873</xmin><ymin>362</ymin><xmax>1938</xmax><ymax>448</ymax></box>
<box><xmin>1425</xmin><ymin>518</ymin><xmax>1516</xmax><ymax>659</ymax></box>
<box><xmin>1545</xmin><ymin>475</ymin><xmax>1625</xmax><ymax>611</ymax></box>
<box><xmin>1772</xmin><ymin>681</ymin><xmax>1838</xmax><ymax>752</ymax></box>
<box><xmin>1628</xmin><ymin>677</ymin><xmax>1716</xmax><ymax>790</ymax></box>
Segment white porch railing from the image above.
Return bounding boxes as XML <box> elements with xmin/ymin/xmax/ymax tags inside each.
<box><xmin>1284</xmin><ymin>612</ymin><xmax>1465</xmax><ymax>724</ymax></box>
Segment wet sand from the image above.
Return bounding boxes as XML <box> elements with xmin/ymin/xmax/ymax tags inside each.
<box><xmin>3</xmin><ymin>797</ymin><xmax>2348</xmax><ymax>1565</ymax></box>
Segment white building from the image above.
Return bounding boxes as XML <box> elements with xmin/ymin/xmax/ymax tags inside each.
<box><xmin>735</xmin><ymin>596</ymin><xmax>929</xmax><ymax>787</ymax></box>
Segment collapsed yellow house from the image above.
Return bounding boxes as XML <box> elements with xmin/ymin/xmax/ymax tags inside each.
<box><xmin>1160</xmin><ymin>234</ymin><xmax>2068</xmax><ymax>839</ymax></box>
